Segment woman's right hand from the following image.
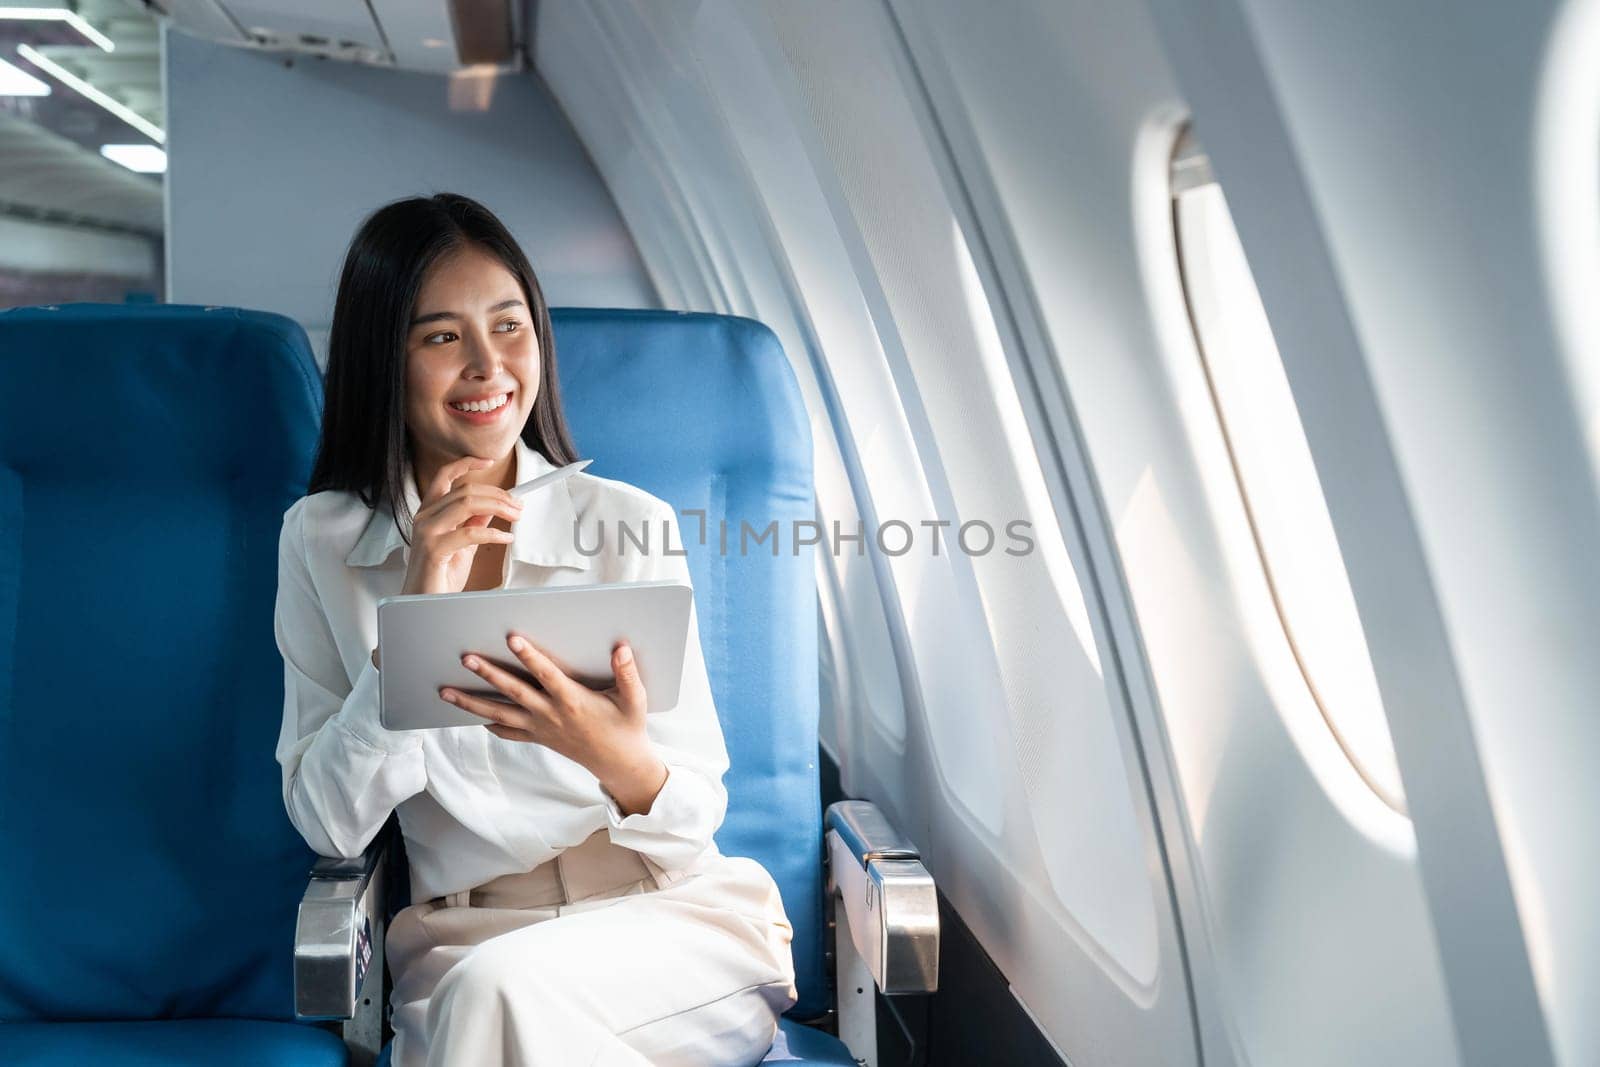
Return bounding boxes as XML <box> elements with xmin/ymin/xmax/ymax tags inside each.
<box><xmin>399</xmin><ymin>456</ymin><xmax>524</xmax><ymax>596</ymax></box>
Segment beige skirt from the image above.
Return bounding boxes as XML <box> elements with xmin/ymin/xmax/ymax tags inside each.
<box><xmin>386</xmin><ymin>831</ymin><xmax>799</xmax><ymax>1067</ymax></box>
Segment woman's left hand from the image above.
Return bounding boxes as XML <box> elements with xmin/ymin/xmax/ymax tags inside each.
<box><xmin>443</xmin><ymin>633</ymin><xmax>669</xmax><ymax>815</ymax></box>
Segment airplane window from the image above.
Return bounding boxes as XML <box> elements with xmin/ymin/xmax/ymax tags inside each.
<box><xmin>1171</xmin><ymin>130</ymin><xmax>1407</xmax><ymax>813</ymax></box>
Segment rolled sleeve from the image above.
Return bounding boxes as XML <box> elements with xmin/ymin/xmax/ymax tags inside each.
<box><xmin>600</xmin><ymin>504</ymin><xmax>731</xmax><ymax>870</ymax></box>
<box><xmin>602</xmin><ymin>762</ymin><xmax>724</xmax><ymax>868</ymax></box>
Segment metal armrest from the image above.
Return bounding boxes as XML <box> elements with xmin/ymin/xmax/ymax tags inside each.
<box><xmin>825</xmin><ymin>800</ymin><xmax>939</xmax><ymax>995</ymax></box>
<box><xmin>295</xmin><ymin>820</ymin><xmax>394</xmax><ymax>1065</ymax></box>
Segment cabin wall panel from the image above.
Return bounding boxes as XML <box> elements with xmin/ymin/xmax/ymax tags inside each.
<box><xmin>754</xmin><ymin>0</ymin><xmax>1193</xmax><ymax>1030</ymax></box>
<box><xmin>537</xmin><ymin>2</ymin><xmax>1202</xmax><ymax>1064</ymax></box>
<box><xmin>162</xmin><ymin>28</ymin><xmax>654</xmax><ymax>360</ymax></box>
<box><xmin>536</xmin><ymin>0</ymin><xmax>1594</xmax><ymax>1064</ymax></box>
<box><xmin>1162</xmin><ymin>1</ymin><xmax>1600</xmax><ymax>1063</ymax></box>
<box><xmin>539</xmin><ymin>0</ymin><xmax>921</xmax><ymax>844</ymax></box>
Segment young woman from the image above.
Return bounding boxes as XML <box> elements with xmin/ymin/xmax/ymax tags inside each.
<box><xmin>273</xmin><ymin>193</ymin><xmax>797</xmax><ymax>1066</ymax></box>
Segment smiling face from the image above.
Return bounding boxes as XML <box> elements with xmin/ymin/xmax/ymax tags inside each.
<box><xmin>404</xmin><ymin>243</ymin><xmax>540</xmax><ymax>485</ymax></box>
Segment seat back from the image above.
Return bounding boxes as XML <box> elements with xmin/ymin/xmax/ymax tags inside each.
<box><xmin>0</xmin><ymin>304</ymin><xmax>323</xmax><ymax>1021</ymax></box>
<box><xmin>552</xmin><ymin>308</ymin><xmax>825</xmax><ymax>1016</ymax></box>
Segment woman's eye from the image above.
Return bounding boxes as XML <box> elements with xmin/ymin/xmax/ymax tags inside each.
<box><xmin>495</xmin><ymin>320</ymin><xmax>521</xmax><ymax>334</ymax></box>
<box><xmin>425</xmin><ymin>331</ymin><xmax>457</xmax><ymax>345</ymax></box>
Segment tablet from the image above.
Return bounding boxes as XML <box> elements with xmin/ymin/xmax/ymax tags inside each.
<box><xmin>376</xmin><ymin>580</ymin><xmax>693</xmax><ymax>731</ymax></box>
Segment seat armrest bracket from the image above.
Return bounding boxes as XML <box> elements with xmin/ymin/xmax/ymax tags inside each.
<box><xmin>295</xmin><ymin>830</ymin><xmax>391</xmax><ymax>1065</ymax></box>
<box><xmin>825</xmin><ymin>800</ymin><xmax>939</xmax><ymax>995</ymax></box>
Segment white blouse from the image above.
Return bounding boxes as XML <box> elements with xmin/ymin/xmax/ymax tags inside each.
<box><xmin>273</xmin><ymin>436</ymin><xmax>729</xmax><ymax>902</ymax></box>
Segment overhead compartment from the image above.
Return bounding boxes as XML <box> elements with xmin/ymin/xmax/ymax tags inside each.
<box><xmin>155</xmin><ymin>0</ymin><xmax>518</xmax><ymax>74</ymax></box>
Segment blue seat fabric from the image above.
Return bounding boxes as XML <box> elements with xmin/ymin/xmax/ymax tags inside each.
<box><xmin>762</xmin><ymin>1018</ymin><xmax>858</xmax><ymax>1064</ymax></box>
<box><xmin>0</xmin><ymin>1019</ymin><xmax>347</xmax><ymax>1067</ymax></box>
<box><xmin>0</xmin><ymin>305</ymin><xmax>331</xmax><ymax>1058</ymax></box>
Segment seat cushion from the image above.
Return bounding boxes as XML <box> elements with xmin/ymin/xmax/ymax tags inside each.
<box><xmin>0</xmin><ymin>1019</ymin><xmax>347</xmax><ymax>1066</ymax></box>
<box><xmin>763</xmin><ymin>1018</ymin><xmax>857</xmax><ymax>1064</ymax></box>
<box><xmin>375</xmin><ymin>1019</ymin><xmax>854</xmax><ymax>1066</ymax></box>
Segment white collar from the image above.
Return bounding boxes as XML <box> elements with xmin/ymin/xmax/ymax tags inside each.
<box><xmin>345</xmin><ymin>436</ymin><xmax>592</xmax><ymax>573</ymax></box>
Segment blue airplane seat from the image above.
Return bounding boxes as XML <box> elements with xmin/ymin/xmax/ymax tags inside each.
<box><xmin>0</xmin><ymin>305</ymin><xmax>344</xmax><ymax>1066</ymax></box>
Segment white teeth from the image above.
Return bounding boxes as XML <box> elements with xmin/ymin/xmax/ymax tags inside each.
<box><xmin>450</xmin><ymin>392</ymin><xmax>509</xmax><ymax>413</ymax></box>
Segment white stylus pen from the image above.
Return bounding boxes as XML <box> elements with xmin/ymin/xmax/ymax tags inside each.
<box><xmin>508</xmin><ymin>458</ymin><xmax>592</xmax><ymax>500</ymax></box>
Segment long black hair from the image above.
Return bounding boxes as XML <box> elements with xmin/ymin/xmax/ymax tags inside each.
<box><xmin>307</xmin><ymin>193</ymin><xmax>579</xmax><ymax>536</ymax></box>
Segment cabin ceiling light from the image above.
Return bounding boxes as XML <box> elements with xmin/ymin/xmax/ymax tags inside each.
<box><xmin>0</xmin><ymin>5</ymin><xmax>116</xmax><ymax>53</ymax></box>
<box><xmin>0</xmin><ymin>54</ymin><xmax>50</xmax><ymax>95</ymax></box>
<box><xmin>16</xmin><ymin>43</ymin><xmax>163</xmax><ymax>143</ymax></box>
<box><xmin>100</xmin><ymin>143</ymin><xmax>165</xmax><ymax>174</ymax></box>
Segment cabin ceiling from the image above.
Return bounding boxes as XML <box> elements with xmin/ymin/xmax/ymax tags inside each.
<box><xmin>0</xmin><ymin>0</ymin><xmax>162</xmax><ymax>236</ymax></box>
<box><xmin>0</xmin><ymin>0</ymin><xmax>524</xmax><ymax>239</ymax></box>
<box><xmin>156</xmin><ymin>0</ymin><xmax>520</xmax><ymax>74</ymax></box>
<box><xmin>0</xmin><ymin>109</ymin><xmax>161</xmax><ymax>232</ymax></box>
